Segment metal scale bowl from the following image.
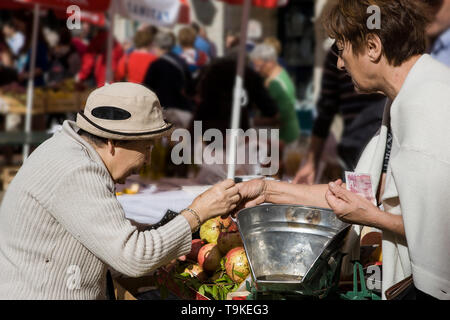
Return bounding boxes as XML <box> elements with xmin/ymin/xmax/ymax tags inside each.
<box><xmin>236</xmin><ymin>204</ymin><xmax>350</xmax><ymax>298</ymax></box>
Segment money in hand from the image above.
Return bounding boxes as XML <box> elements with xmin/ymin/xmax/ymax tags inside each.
<box><xmin>344</xmin><ymin>172</ymin><xmax>377</xmax><ymax>205</ymax></box>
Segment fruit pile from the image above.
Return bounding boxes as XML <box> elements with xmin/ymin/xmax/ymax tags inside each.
<box><xmin>163</xmin><ymin>216</ymin><xmax>251</xmax><ymax>300</ymax></box>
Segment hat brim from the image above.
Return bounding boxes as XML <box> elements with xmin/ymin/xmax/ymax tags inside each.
<box><xmin>76</xmin><ymin>112</ymin><xmax>174</xmax><ymax>141</ymax></box>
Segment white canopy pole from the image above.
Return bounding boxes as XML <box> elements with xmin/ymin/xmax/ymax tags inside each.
<box><xmin>226</xmin><ymin>0</ymin><xmax>252</xmax><ymax>180</ymax></box>
<box><xmin>105</xmin><ymin>0</ymin><xmax>116</xmax><ymax>84</ymax></box>
<box><xmin>23</xmin><ymin>3</ymin><xmax>40</xmax><ymax>160</ymax></box>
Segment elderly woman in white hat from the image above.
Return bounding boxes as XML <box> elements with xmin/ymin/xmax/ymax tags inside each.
<box><xmin>0</xmin><ymin>82</ymin><xmax>241</xmax><ymax>300</ymax></box>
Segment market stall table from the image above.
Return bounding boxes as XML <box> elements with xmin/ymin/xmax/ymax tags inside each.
<box><xmin>117</xmin><ymin>177</ymin><xmax>211</xmax><ymax>226</ymax></box>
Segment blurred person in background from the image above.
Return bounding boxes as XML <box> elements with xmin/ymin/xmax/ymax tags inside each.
<box><xmin>426</xmin><ymin>0</ymin><xmax>450</xmax><ymax>66</ymax></box>
<box><xmin>115</xmin><ymin>28</ymin><xmax>157</xmax><ymax>84</ymax></box>
<box><xmin>174</xmin><ymin>26</ymin><xmax>208</xmax><ymax>78</ymax></box>
<box><xmin>195</xmin><ymin>52</ymin><xmax>279</xmax><ymax>130</ymax></box>
<box><xmin>191</xmin><ymin>22</ymin><xmax>216</xmax><ymax>59</ymax></box>
<box><xmin>192</xmin><ymin>53</ymin><xmax>280</xmax><ymax>183</ymax></box>
<box><xmin>71</xmin><ymin>21</ymin><xmax>91</xmax><ymax>58</ymax></box>
<box><xmin>18</xmin><ymin>19</ymin><xmax>50</xmax><ymax>88</ymax></box>
<box><xmin>2</xmin><ymin>19</ymin><xmax>24</xmax><ymax>58</ymax></box>
<box><xmin>264</xmin><ymin>36</ymin><xmax>287</xmax><ymax>68</ymax></box>
<box><xmin>76</xmin><ymin>28</ymin><xmax>123</xmax><ymax>87</ymax></box>
<box><xmin>224</xmin><ymin>30</ymin><xmax>241</xmax><ymax>54</ymax></box>
<box><xmin>250</xmin><ymin>43</ymin><xmax>300</xmax><ymax>149</ymax></box>
<box><xmin>48</xmin><ymin>29</ymin><xmax>81</xmax><ymax>84</ymax></box>
<box><xmin>0</xmin><ymin>32</ymin><xmax>18</xmax><ymax>165</ymax></box>
<box><xmin>143</xmin><ymin>31</ymin><xmax>194</xmax><ymax>127</ymax></box>
<box><xmin>293</xmin><ymin>43</ymin><xmax>386</xmax><ymax>184</ymax></box>
<box><xmin>0</xmin><ymin>32</ymin><xmax>18</xmax><ymax>86</ymax></box>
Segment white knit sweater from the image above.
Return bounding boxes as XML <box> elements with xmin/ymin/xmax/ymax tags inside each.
<box><xmin>0</xmin><ymin>121</ymin><xmax>192</xmax><ymax>299</ymax></box>
<box><xmin>355</xmin><ymin>55</ymin><xmax>450</xmax><ymax>299</ymax></box>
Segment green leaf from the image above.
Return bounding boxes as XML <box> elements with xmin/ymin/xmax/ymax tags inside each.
<box><xmin>245</xmin><ymin>280</ymin><xmax>251</xmax><ymax>291</ymax></box>
<box><xmin>179</xmin><ymin>272</ymin><xmax>191</xmax><ymax>278</ymax></box>
<box><xmin>219</xmin><ymin>287</ymin><xmax>227</xmax><ymax>300</ymax></box>
<box><xmin>233</xmin><ymin>269</ymin><xmax>245</xmax><ymax>278</ymax></box>
<box><xmin>212</xmin><ymin>285</ymin><xmax>219</xmax><ymax>300</ymax></box>
<box><xmin>198</xmin><ymin>285</ymin><xmax>206</xmax><ymax>296</ymax></box>
<box><xmin>214</xmin><ymin>276</ymin><xmax>229</xmax><ymax>283</ymax></box>
<box><xmin>204</xmin><ymin>286</ymin><xmax>214</xmax><ymax>296</ymax></box>
<box><xmin>220</xmin><ymin>257</ymin><xmax>227</xmax><ymax>270</ymax></box>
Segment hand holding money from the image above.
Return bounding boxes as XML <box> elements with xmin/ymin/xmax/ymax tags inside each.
<box><xmin>325</xmin><ymin>179</ymin><xmax>380</xmax><ymax>226</ymax></box>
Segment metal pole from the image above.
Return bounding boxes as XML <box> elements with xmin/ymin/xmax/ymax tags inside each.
<box><xmin>23</xmin><ymin>3</ymin><xmax>40</xmax><ymax>160</ymax></box>
<box><xmin>227</xmin><ymin>0</ymin><xmax>252</xmax><ymax>180</ymax></box>
<box><xmin>105</xmin><ymin>0</ymin><xmax>116</xmax><ymax>84</ymax></box>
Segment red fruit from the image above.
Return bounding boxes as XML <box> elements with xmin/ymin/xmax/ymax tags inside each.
<box><xmin>225</xmin><ymin>247</ymin><xmax>250</xmax><ymax>283</ymax></box>
<box><xmin>217</xmin><ymin>231</ymin><xmax>243</xmax><ymax>255</ymax></box>
<box><xmin>227</xmin><ymin>220</ymin><xmax>239</xmax><ymax>232</ymax></box>
<box><xmin>219</xmin><ymin>216</ymin><xmax>239</xmax><ymax>232</ymax></box>
<box><xmin>197</xmin><ymin>243</ymin><xmax>223</xmax><ymax>273</ymax></box>
<box><xmin>218</xmin><ymin>216</ymin><xmax>232</xmax><ymax>230</ymax></box>
<box><xmin>186</xmin><ymin>239</ymin><xmax>205</xmax><ymax>261</ymax></box>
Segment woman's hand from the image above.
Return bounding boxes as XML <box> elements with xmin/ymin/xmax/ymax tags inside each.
<box><xmin>189</xmin><ymin>179</ymin><xmax>241</xmax><ymax>223</ymax></box>
<box><xmin>236</xmin><ymin>178</ymin><xmax>267</xmax><ymax>209</ymax></box>
<box><xmin>325</xmin><ymin>179</ymin><xmax>379</xmax><ymax>226</ymax></box>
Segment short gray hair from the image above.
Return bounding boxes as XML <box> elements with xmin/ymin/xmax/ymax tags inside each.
<box><xmin>250</xmin><ymin>43</ymin><xmax>278</xmax><ymax>62</ymax></box>
<box><xmin>153</xmin><ymin>31</ymin><xmax>176</xmax><ymax>51</ymax></box>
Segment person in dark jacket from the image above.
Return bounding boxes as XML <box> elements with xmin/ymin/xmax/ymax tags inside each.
<box><xmin>143</xmin><ymin>31</ymin><xmax>194</xmax><ymax>113</ymax></box>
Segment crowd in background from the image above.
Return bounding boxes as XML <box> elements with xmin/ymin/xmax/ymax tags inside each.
<box><xmin>1</xmin><ymin>0</ymin><xmax>449</xmax><ymax>182</ymax></box>
<box><xmin>0</xmin><ymin>10</ymin><xmax>304</xmax><ymax>180</ymax></box>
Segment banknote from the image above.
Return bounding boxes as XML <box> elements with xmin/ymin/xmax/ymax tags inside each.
<box><xmin>345</xmin><ymin>172</ymin><xmax>377</xmax><ymax>205</ymax></box>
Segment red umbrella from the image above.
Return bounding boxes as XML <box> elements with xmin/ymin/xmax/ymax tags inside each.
<box><xmin>219</xmin><ymin>0</ymin><xmax>286</xmax><ymax>9</ymax></box>
<box><xmin>0</xmin><ymin>0</ymin><xmax>34</xmax><ymax>9</ymax></box>
<box><xmin>19</xmin><ymin>0</ymin><xmax>110</xmax><ymax>12</ymax></box>
<box><xmin>53</xmin><ymin>9</ymin><xmax>106</xmax><ymax>27</ymax></box>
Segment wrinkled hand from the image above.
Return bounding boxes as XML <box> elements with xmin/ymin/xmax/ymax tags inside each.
<box><xmin>325</xmin><ymin>179</ymin><xmax>378</xmax><ymax>225</ymax></box>
<box><xmin>292</xmin><ymin>160</ymin><xmax>315</xmax><ymax>184</ymax></box>
<box><xmin>236</xmin><ymin>178</ymin><xmax>267</xmax><ymax>209</ymax></box>
<box><xmin>190</xmin><ymin>179</ymin><xmax>241</xmax><ymax>222</ymax></box>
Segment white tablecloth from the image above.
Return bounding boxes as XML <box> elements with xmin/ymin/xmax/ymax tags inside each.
<box><xmin>118</xmin><ymin>185</ymin><xmax>211</xmax><ymax>225</ymax></box>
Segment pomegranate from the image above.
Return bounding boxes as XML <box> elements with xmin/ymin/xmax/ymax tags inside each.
<box><xmin>218</xmin><ymin>216</ymin><xmax>232</xmax><ymax>229</ymax></box>
<box><xmin>227</xmin><ymin>220</ymin><xmax>239</xmax><ymax>232</ymax></box>
<box><xmin>197</xmin><ymin>243</ymin><xmax>223</xmax><ymax>273</ymax></box>
<box><xmin>186</xmin><ymin>239</ymin><xmax>205</xmax><ymax>261</ymax></box>
<box><xmin>217</xmin><ymin>231</ymin><xmax>243</xmax><ymax>255</ymax></box>
<box><xmin>225</xmin><ymin>247</ymin><xmax>250</xmax><ymax>283</ymax></box>
<box><xmin>219</xmin><ymin>216</ymin><xmax>239</xmax><ymax>232</ymax></box>
<box><xmin>199</xmin><ymin>218</ymin><xmax>221</xmax><ymax>244</ymax></box>
<box><xmin>184</xmin><ymin>263</ymin><xmax>208</xmax><ymax>282</ymax></box>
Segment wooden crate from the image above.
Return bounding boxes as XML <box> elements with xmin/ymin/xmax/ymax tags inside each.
<box><xmin>1</xmin><ymin>166</ymin><xmax>20</xmax><ymax>191</ymax></box>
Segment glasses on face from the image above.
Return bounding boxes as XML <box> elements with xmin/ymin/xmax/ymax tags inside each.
<box><xmin>332</xmin><ymin>41</ymin><xmax>345</xmax><ymax>58</ymax></box>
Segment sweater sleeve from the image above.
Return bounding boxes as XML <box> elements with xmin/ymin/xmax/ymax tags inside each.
<box><xmin>49</xmin><ymin>163</ymin><xmax>192</xmax><ymax>277</ymax></box>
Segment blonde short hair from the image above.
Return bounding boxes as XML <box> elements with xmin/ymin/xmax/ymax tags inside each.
<box><xmin>178</xmin><ymin>27</ymin><xmax>196</xmax><ymax>47</ymax></box>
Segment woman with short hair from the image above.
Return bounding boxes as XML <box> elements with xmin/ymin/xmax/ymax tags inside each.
<box><xmin>238</xmin><ymin>0</ymin><xmax>450</xmax><ymax>300</ymax></box>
